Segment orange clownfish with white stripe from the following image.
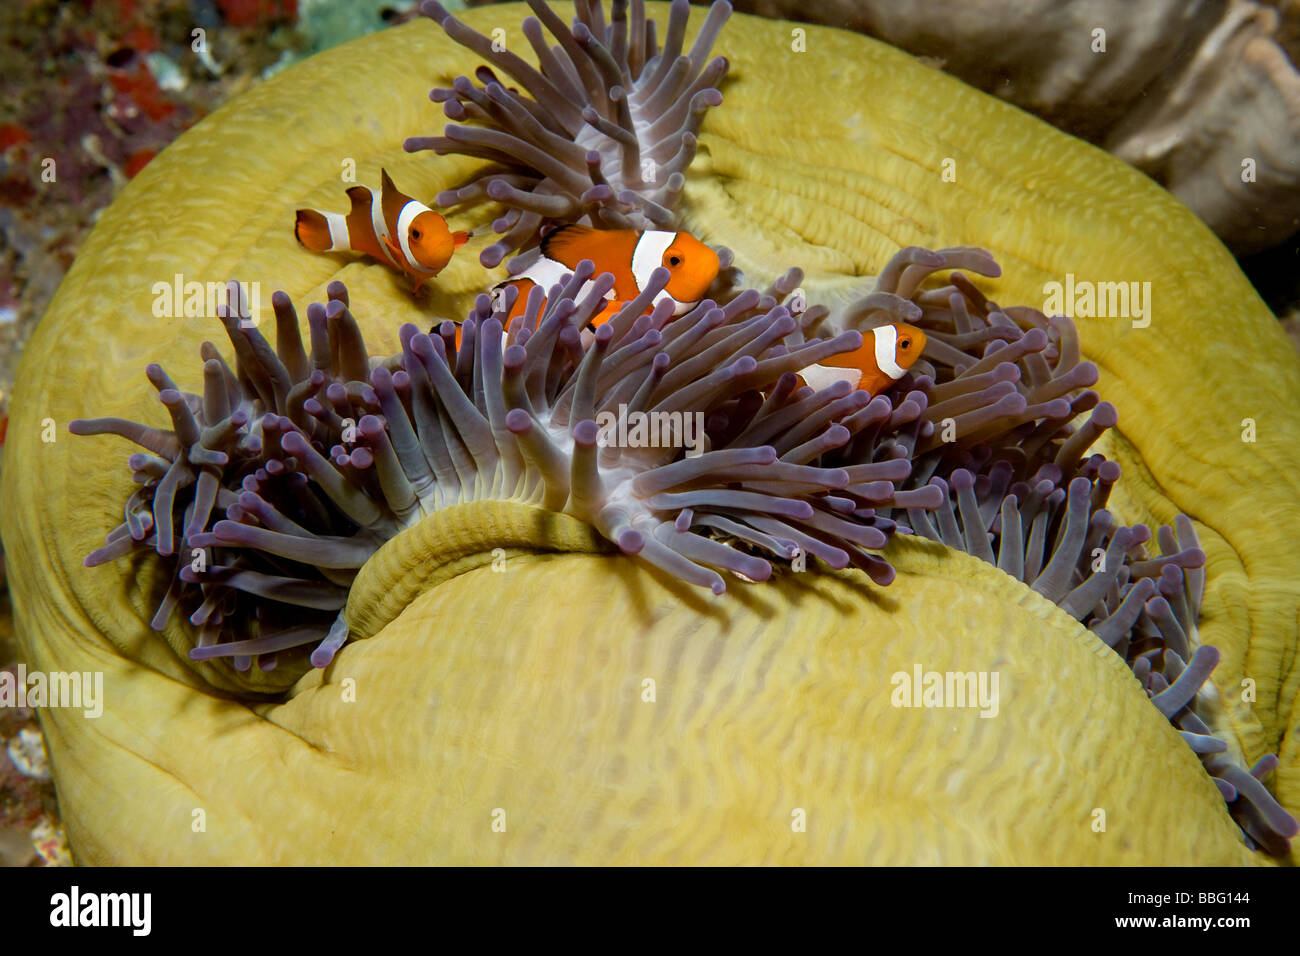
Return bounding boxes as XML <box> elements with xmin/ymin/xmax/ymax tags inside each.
<box><xmin>295</xmin><ymin>170</ymin><xmax>469</xmax><ymax>292</ymax></box>
<box><xmin>797</xmin><ymin>323</ymin><xmax>927</xmax><ymax>396</ymax></box>
<box><xmin>497</xmin><ymin>225</ymin><xmax>720</xmax><ymax>327</ymax></box>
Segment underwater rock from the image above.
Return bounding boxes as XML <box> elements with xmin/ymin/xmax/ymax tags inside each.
<box><xmin>735</xmin><ymin>0</ymin><xmax>1300</xmax><ymax>254</ymax></box>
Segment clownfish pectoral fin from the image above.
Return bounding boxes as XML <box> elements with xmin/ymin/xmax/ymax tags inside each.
<box><xmin>411</xmin><ymin>265</ymin><xmax>440</xmax><ymax>295</ymax></box>
<box><xmin>381</xmin><ymin>233</ymin><xmax>406</xmax><ymax>268</ymax></box>
<box><xmin>452</xmin><ymin>230</ymin><xmax>470</xmax><ymax>249</ymax></box>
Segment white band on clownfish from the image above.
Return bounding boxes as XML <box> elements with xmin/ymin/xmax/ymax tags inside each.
<box><xmin>632</xmin><ymin>232</ymin><xmax>694</xmax><ymax>315</ymax></box>
<box><xmin>512</xmin><ymin>256</ymin><xmax>617</xmax><ymax>304</ymax></box>
<box><xmin>323</xmin><ymin>212</ymin><xmax>349</xmax><ymax>250</ymax></box>
<box><xmin>799</xmin><ymin>363</ymin><xmax>864</xmax><ymax>393</ymax></box>
<box><xmin>630</xmin><ymin>231</ymin><xmax>676</xmax><ymax>293</ymax></box>
<box><xmin>514</xmin><ymin>256</ymin><xmax>569</xmax><ymax>293</ymax></box>
<box><xmin>668</xmin><ymin>291</ymin><xmax>700</xmax><ymax>315</ymax></box>
<box><xmin>874</xmin><ymin>323</ymin><xmax>906</xmax><ymax>379</ymax></box>
<box><xmin>652</xmin><ymin>288</ymin><xmax>693</xmax><ymax>315</ymax></box>
<box><xmin>396</xmin><ymin>200</ymin><xmax>433</xmax><ymax>273</ymax></box>
<box><xmin>368</xmin><ymin>188</ymin><xmax>398</xmax><ymax>269</ymax></box>
<box><xmin>509</xmin><ymin>254</ymin><xmax>621</xmax><ymax>310</ymax></box>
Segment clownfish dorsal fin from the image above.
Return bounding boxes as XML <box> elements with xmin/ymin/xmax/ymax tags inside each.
<box><xmin>539</xmin><ymin>223</ymin><xmax>597</xmax><ymax>262</ymax></box>
<box><xmin>345</xmin><ymin>185</ymin><xmax>374</xmax><ymax>215</ymax></box>
<box><xmin>379</xmin><ymin>168</ymin><xmax>418</xmax><ymax>237</ymax></box>
<box><xmin>540</xmin><ymin>224</ymin><xmax>641</xmax><ymax>277</ymax></box>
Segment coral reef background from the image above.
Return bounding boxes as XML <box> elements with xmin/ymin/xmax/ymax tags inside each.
<box><xmin>0</xmin><ymin>0</ymin><xmax>1295</xmax><ymax>864</ymax></box>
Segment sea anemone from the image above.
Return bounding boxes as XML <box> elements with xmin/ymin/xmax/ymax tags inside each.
<box><xmin>4</xmin><ymin>3</ymin><xmax>1297</xmax><ymax>864</ymax></box>
<box><xmin>67</xmin><ymin>269</ymin><xmax>923</xmax><ymax>680</ymax></box>
<box><xmin>68</xmin><ymin>238</ymin><xmax>1299</xmax><ymax>852</ymax></box>
<box><xmin>408</xmin><ymin>0</ymin><xmax>733</xmax><ymax>266</ymax></box>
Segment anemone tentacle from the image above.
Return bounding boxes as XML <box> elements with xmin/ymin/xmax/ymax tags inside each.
<box><xmin>407</xmin><ymin>0</ymin><xmax>733</xmax><ymax>266</ymax></box>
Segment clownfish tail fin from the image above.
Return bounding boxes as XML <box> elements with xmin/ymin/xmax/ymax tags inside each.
<box><xmin>295</xmin><ymin>209</ymin><xmax>344</xmax><ymax>253</ymax></box>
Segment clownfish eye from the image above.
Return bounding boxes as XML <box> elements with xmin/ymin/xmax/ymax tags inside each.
<box><xmin>411</xmin><ymin>229</ymin><xmax>422</xmax><ymax>240</ymax></box>
<box><xmin>668</xmin><ymin>255</ymin><xmax>682</xmax><ymax>267</ymax></box>
<box><xmin>900</xmin><ymin>339</ymin><xmax>910</xmax><ymax>350</ymax></box>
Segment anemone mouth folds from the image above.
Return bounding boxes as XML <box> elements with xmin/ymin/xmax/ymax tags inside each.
<box><xmin>342</xmin><ymin>499</ymin><xmax>611</xmax><ymax>643</ymax></box>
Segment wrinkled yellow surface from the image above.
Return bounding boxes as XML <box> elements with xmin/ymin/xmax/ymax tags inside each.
<box><xmin>1</xmin><ymin>4</ymin><xmax>1296</xmax><ymax>864</ymax></box>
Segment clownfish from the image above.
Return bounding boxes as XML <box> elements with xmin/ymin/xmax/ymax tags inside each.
<box><xmin>496</xmin><ymin>225</ymin><xmax>720</xmax><ymax>328</ymax></box>
<box><xmin>295</xmin><ymin>169</ymin><xmax>469</xmax><ymax>292</ymax></box>
<box><xmin>797</xmin><ymin>323</ymin><xmax>927</xmax><ymax>395</ymax></box>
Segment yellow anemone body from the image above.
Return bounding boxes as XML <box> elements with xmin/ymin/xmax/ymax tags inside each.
<box><xmin>2</xmin><ymin>4</ymin><xmax>1296</xmax><ymax>864</ymax></box>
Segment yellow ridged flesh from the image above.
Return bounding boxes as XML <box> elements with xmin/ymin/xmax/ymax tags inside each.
<box><xmin>1</xmin><ymin>4</ymin><xmax>1294</xmax><ymax>863</ymax></box>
